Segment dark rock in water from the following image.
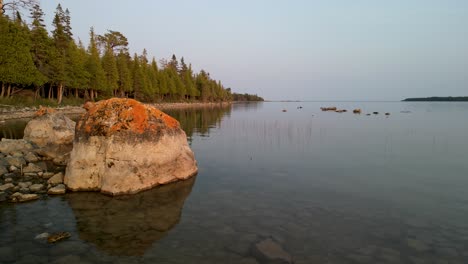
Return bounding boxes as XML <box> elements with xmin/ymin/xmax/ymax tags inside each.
<box><xmin>0</xmin><ymin>191</ymin><xmax>6</xmax><ymax>202</ymax></box>
<box><xmin>385</xmin><ymin>112</ymin><xmax>390</xmax><ymax>116</ymax></box>
<box><xmin>373</xmin><ymin>112</ymin><xmax>379</xmax><ymax>115</ymax></box>
<box><xmin>251</xmin><ymin>238</ymin><xmax>293</xmax><ymax>264</ymax></box>
<box><xmin>67</xmin><ymin>176</ymin><xmax>195</xmax><ymax>256</ymax></box>
<box><xmin>47</xmin><ymin>232</ymin><xmax>71</xmax><ymax>243</ymax></box>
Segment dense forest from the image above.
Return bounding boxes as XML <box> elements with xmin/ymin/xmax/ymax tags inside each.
<box><xmin>0</xmin><ymin>1</ymin><xmax>262</xmax><ymax>105</ymax></box>
<box><xmin>231</xmin><ymin>93</ymin><xmax>264</xmax><ymax>102</ymax></box>
<box><xmin>403</xmin><ymin>97</ymin><xmax>468</xmax><ymax>102</ymax></box>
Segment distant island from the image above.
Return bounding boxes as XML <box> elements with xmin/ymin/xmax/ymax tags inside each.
<box><xmin>403</xmin><ymin>97</ymin><xmax>468</xmax><ymax>102</ymax></box>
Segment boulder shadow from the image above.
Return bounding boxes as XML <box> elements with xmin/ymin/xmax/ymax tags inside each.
<box><xmin>66</xmin><ymin>176</ymin><xmax>196</xmax><ymax>256</ymax></box>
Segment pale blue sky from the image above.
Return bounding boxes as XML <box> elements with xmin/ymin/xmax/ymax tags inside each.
<box><xmin>38</xmin><ymin>0</ymin><xmax>468</xmax><ymax>101</ymax></box>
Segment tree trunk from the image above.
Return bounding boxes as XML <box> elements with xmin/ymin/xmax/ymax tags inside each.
<box><xmin>90</xmin><ymin>89</ymin><xmax>94</xmax><ymax>101</ymax></box>
<box><xmin>7</xmin><ymin>84</ymin><xmax>11</xmax><ymax>98</ymax></box>
<box><xmin>0</xmin><ymin>83</ymin><xmax>4</xmax><ymax>98</ymax></box>
<box><xmin>34</xmin><ymin>87</ymin><xmax>40</xmax><ymax>101</ymax></box>
<box><xmin>57</xmin><ymin>83</ymin><xmax>63</xmax><ymax>104</ymax></box>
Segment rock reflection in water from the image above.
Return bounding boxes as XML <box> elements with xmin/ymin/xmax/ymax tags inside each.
<box><xmin>66</xmin><ymin>176</ymin><xmax>196</xmax><ymax>256</ymax></box>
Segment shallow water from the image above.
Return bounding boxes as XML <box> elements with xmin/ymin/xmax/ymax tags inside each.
<box><xmin>1</xmin><ymin>101</ymin><xmax>468</xmax><ymax>263</ymax></box>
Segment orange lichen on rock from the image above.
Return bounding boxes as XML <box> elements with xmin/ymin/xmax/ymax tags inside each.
<box><xmin>35</xmin><ymin>106</ymin><xmax>56</xmax><ymax>117</ymax></box>
<box><xmin>79</xmin><ymin>98</ymin><xmax>180</xmax><ymax>136</ymax></box>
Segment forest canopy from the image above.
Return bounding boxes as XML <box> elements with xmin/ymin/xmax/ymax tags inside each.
<box><xmin>0</xmin><ymin>2</ymin><xmax>262</xmax><ymax>104</ymax></box>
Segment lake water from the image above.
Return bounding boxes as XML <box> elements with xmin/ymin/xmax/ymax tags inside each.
<box><xmin>1</xmin><ymin>101</ymin><xmax>468</xmax><ymax>263</ymax></box>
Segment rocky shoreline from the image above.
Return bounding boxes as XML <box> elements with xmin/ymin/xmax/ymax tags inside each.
<box><xmin>0</xmin><ymin>102</ymin><xmax>232</xmax><ymax>121</ymax></box>
<box><xmin>0</xmin><ymin>139</ymin><xmax>66</xmax><ymax>203</ymax></box>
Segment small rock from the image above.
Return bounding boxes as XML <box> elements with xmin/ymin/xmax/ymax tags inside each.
<box><xmin>38</xmin><ymin>171</ymin><xmax>43</xmax><ymax>177</ymax></box>
<box><xmin>19</xmin><ymin>187</ymin><xmax>30</xmax><ymax>193</ymax></box>
<box><xmin>24</xmin><ymin>152</ymin><xmax>39</xmax><ymax>163</ymax></box>
<box><xmin>0</xmin><ymin>166</ymin><xmax>7</xmax><ymax>175</ymax></box>
<box><xmin>23</xmin><ymin>173</ymin><xmax>38</xmax><ymax>177</ymax></box>
<box><xmin>4</xmin><ymin>177</ymin><xmax>12</xmax><ymax>183</ymax></box>
<box><xmin>12</xmin><ymin>193</ymin><xmax>39</xmax><ymax>203</ymax></box>
<box><xmin>5</xmin><ymin>156</ymin><xmax>26</xmax><ymax>167</ymax></box>
<box><xmin>48</xmin><ymin>172</ymin><xmax>64</xmax><ymax>185</ymax></box>
<box><xmin>11</xmin><ymin>151</ymin><xmax>23</xmax><ymax>157</ymax></box>
<box><xmin>18</xmin><ymin>182</ymin><xmax>32</xmax><ymax>188</ymax></box>
<box><xmin>42</xmin><ymin>172</ymin><xmax>55</xmax><ymax>179</ymax></box>
<box><xmin>29</xmin><ymin>184</ymin><xmax>44</xmax><ymax>192</ymax></box>
<box><xmin>0</xmin><ymin>183</ymin><xmax>15</xmax><ymax>192</ymax></box>
<box><xmin>48</xmin><ymin>184</ymin><xmax>66</xmax><ymax>195</ymax></box>
<box><xmin>251</xmin><ymin>238</ymin><xmax>293</xmax><ymax>264</ymax></box>
<box><xmin>47</xmin><ymin>232</ymin><xmax>71</xmax><ymax>243</ymax></box>
<box><xmin>35</xmin><ymin>232</ymin><xmax>50</xmax><ymax>240</ymax></box>
<box><xmin>22</xmin><ymin>163</ymin><xmax>43</xmax><ymax>173</ymax></box>
<box><xmin>9</xmin><ymin>165</ymin><xmax>18</xmax><ymax>172</ymax></box>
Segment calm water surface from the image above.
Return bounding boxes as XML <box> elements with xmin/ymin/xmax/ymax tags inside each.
<box><xmin>1</xmin><ymin>102</ymin><xmax>468</xmax><ymax>263</ymax></box>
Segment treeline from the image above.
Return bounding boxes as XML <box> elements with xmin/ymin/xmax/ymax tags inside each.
<box><xmin>403</xmin><ymin>97</ymin><xmax>468</xmax><ymax>102</ymax></box>
<box><xmin>232</xmin><ymin>93</ymin><xmax>264</xmax><ymax>102</ymax></box>
<box><xmin>0</xmin><ymin>3</ymin><xmax>261</xmax><ymax>104</ymax></box>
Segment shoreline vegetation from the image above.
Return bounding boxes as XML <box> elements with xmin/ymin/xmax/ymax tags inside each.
<box><xmin>0</xmin><ymin>101</ymin><xmax>239</xmax><ymax>121</ymax></box>
<box><xmin>0</xmin><ymin>2</ymin><xmax>263</xmax><ymax>107</ymax></box>
<box><xmin>403</xmin><ymin>96</ymin><xmax>468</xmax><ymax>102</ymax></box>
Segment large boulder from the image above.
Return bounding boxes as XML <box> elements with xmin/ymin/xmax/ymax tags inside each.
<box><xmin>23</xmin><ymin>107</ymin><xmax>76</xmax><ymax>147</ymax></box>
<box><xmin>64</xmin><ymin>98</ymin><xmax>197</xmax><ymax>195</ymax></box>
<box><xmin>23</xmin><ymin>107</ymin><xmax>75</xmax><ymax>162</ymax></box>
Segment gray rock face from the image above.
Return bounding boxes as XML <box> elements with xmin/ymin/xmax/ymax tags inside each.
<box><xmin>65</xmin><ymin>98</ymin><xmax>198</xmax><ymax>195</ymax></box>
<box><xmin>251</xmin><ymin>238</ymin><xmax>293</xmax><ymax>264</ymax></box>
<box><xmin>48</xmin><ymin>184</ymin><xmax>66</xmax><ymax>195</ymax></box>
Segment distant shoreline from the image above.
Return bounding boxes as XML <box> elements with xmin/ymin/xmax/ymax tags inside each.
<box><xmin>0</xmin><ymin>102</ymin><xmax>232</xmax><ymax>121</ymax></box>
<box><xmin>402</xmin><ymin>97</ymin><xmax>468</xmax><ymax>102</ymax></box>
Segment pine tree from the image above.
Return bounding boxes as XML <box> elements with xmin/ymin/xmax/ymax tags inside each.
<box><xmin>29</xmin><ymin>3</ymin><xmax>53</xmax><ymax>98</ymax></box>
<box><xmin>131</xmin><ymin>53</ymin><xmax>145</xmax><ymax>100</ymax></box>
<box><xmin>0</xmin><ymin>15</ymin><xmax>45</xmax><ymax>97</ymax></box>
<box><xmin>116</xmin><ymin>51</ymin><xmax>132</xmax><ymax>97</ymax></box>
<box><xmin>85</xmin><ymin>27</ymin><xmax>105</xmax><ymax>100</ymax></box>
<box><xmin>101</xmin><ymin>44</ymin><xmax>118</xmax><ymax>95</ymax></box>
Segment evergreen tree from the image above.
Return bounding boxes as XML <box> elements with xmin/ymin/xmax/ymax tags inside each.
<box><xmin>0</xmin><ymin>15</ymin><xmax>44</xmax><ymax>97</ymax></box>
<box><xmin>131</xmin><ymin>53</ymin><xmax>145</xmax><ymax>100</ymax></box>
<box><xmin>66</xmin><ymin>40</ymin><xmax>89</xmax><ymax>97</ymax></box>
<box><xmin>116</xmin><ymin>51</ymin><xmax>132</xmax><ymax>97</ymax></box>
<box><xmin>101</xmin><ymin>44</ymin><xmax>119</xmax><ymax>95</ymax></box>
<box><xmin>85</xmin><ymin>27</ymin><xmax>105</xmax><ymax>100</ymax></box>
<box><xmin>29</xmin><ymin>3</ymin><xmax>52</xmax><ymax>97</ymax></box>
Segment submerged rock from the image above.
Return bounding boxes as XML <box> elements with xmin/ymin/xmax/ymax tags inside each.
<box><xmin>64</xmin><ymin>98</ymin><xmax>198</xmax><ymax>195</ymax></box>
<box><xmin>67</xmin><ymin>177</ymin><xmax>195</xmax><ymax>255</ymax></box>
<box><xmin>251</xmin><ymin>238</ymin><xmax>293</xmax><ymax>264</ymax></box>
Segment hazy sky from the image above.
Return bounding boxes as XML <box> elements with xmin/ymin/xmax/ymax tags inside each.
<box><xmin>38</xmin><ymin>0</ymin><xmax>468</xmax><ymax>101</ymax></box>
